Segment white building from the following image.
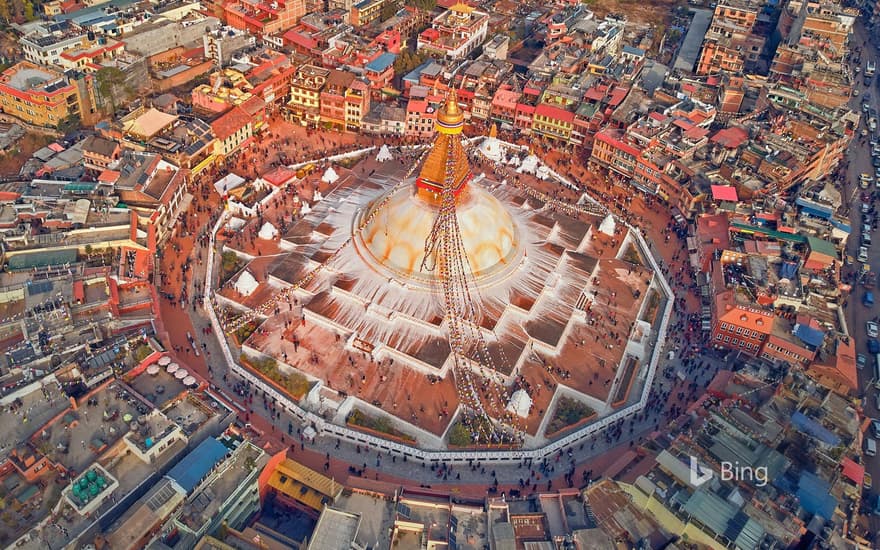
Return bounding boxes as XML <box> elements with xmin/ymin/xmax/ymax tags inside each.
<box><xmin>417</xmin><ymin>3</ymin><xmax>489</xmax><ymax>60</ymax></box>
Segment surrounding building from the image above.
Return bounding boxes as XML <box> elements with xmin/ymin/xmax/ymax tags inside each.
<box><xmin>417</xmin><ymin>3</ymin><xmax>490</xmax><ymax>59</ymax></box>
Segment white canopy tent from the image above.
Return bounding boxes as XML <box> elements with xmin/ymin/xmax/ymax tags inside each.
<box><xmin>506</xmin><ymin>389</ymin><xmax>532</xmax><ymax>418</ymax></box>
<box><xmin>321</xmin><ymin>167</ymin><xmax>339</xmax><ymax>184</ymax></box>
<box><xmin>258</xmin><ymin>222</ymin><xmax>278</xmax><ymax>240</ymax></box>
<box><xmin>234</xmin><ymin>270</ymin><xmax>259</xmax><ymax>297</ymax></box>
<box><xmin>376</xmin><ymin>144</ymin><xmax>394</xmax><ymax>162</ymax></box>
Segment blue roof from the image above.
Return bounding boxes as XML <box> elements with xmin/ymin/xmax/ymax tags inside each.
<box><xmin>796</xmin><ymin>471</ymin><xmax>837</xmax><ymax>518</ymax></box>
<box><xmin>622</xmin><ymin>45</ymin><xmax>645</xmax><ymax>56</ymax></box>
<box><xmin>404</xmin><ymin>60</ymin><xmax>433</xmax><ymax>84</ymax></box>
<box><xmin>779</xmin><ymin>261</ymin><xmax>798</xmax><ymax>280</ymax></box>
<box><xmin>790</xmin><ymin>411</ymin><xmax>840</xmax><ymax>446</ymax></box>
<box><xmin>794</xmin><ymin>324</ymin><xmax>825</xmax><ymax>348</ymax></box>
<box><xmin>366</xmin><ymin>53</ymin><xmax>397</xmax><ymax>73</ymax></box>
<box><xmin>795</xmin><ymin>197</ymin><xmax>833</xmax><ymax>219</ymax></box>
<box><xmin>166</xmin><ymin>438</ymin><xmax>229</xmax><ymax>494</ymax></box>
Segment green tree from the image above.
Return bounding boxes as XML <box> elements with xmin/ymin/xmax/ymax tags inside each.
<box><xmin>22</xmin><ymin>0</ymin><xmax>33</xmax><ymax>21</ymax></box>
<box><xmin>380</xmin><ymin>0</ymin><xmax>399</xmax><ymax>21</ymax></box>
<box><xmin>405</xmin><ymin>0</ymin><xmax>436</xmax><ymax>10</ymax></box>
<box><xmin>0</xmin><ymin>0</ymin><xmax>11</xmax><ymax>24</ymax></box>
<box><xmin>95</xmin><ymin>67</ymin><xmax>129</xmax><ymax>112</ymax></box>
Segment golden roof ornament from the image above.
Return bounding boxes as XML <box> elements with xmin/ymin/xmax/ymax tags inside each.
<box><xmin>436</xmin><ymin>89</ymin><xmax>463</xmax><ymax>132</ymax></box>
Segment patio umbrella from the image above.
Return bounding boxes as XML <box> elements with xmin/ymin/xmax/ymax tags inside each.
<box><xmin>175</xmin><ymin>369</ymin><xmax>188</xmax><ymax>380</ymax></box>
<box><xmin>122</xmin><ymin>413</ymin><xmax>133</xmax><ymax>422</ymax></box>
<box><xmin>158</xmin><ymin>356</ymin><xmax>171</xmax><ymax>366</ymax></box>
<box><xmin>183</xmin><ymin>376</ymin><xmax>197</xmax><ymax>387</ymax></box>
<box><xmin>146</xmin><ymin>365</ymin><xmax>160</xmax><ymax>375</ymax></box>
<box><xmin>166</xmin><ymin>363</ymin><xmax>179</xmax><ymax>374</ymax></box>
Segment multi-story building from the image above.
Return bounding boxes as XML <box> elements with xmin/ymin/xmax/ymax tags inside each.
<box><xmin>344</xmin><ymin>78</ymin><xmax>370</xmax><ymax>132</ymax></box>
<box><xmin>405</xmin><ymin>98</ymin><xmax>437</xmax><ymax>138</ymax></box>
<box><xmin>224</xmin><ymin>0</ymin><xmax>306</xmax><ymax>35</ymax></box>
<box><xmin>320</xmin><ymin>69</ymin><xmax>356</xmax><ymax>131</ymax></box>
<box><xmin>20</xmin><ymin>27</ymin><xmax>87</xmax><ymax>66</ymax></box>
<box><xmin>696</xmin><ymin>0</ymin><xmax>765</xmax><ymax>75</ymax></box>
<box><xmin>711</xmin><ymin>305</ymin><xmax>774</xmax><ymax>356</ymax></box>
<box><xmin>364</xmin><ymin>52</ymin><xmax>396</xmax><ymax>95</ymax></box>
<box><xmin>0</xmin><ymin>62</ymin><xmax>89</xmax><ymax>128</ymax></box>
<box><xmin>417</xmin><ymin>3</ymin><xmax>489</xmax><ymax>59</ymax></box>
<box><xmin>82</xmin><ymin>135</ymin><xmax>121</xmax><ymax>170</ymax></box>
<box><xmin>531</xmin><ymin>103</ymin><xmax>575</xmax><ymax>143</ymax></box>
<box><xmin>56</xmin><ymin>37</ymin><xmax>126</xmax><ymax>72</ymax></box>
<box><xmin>154</xmin><ymin>440</ymin><xmax>268</xmax><ymax>548</ymax></box>
<box><xmin>211</xmin><ymin>106</ymin><xmax>254</xmax><ymax>157</ymax></box>
<box><xmin>350</xmin><ymin>0</ymin><xmax>392</xmax><ymax>27</ymax></box>
<box><xmin>286</xmin><ymin>64</ymin><xmax>330</xmax><ymax>127</ymax></box>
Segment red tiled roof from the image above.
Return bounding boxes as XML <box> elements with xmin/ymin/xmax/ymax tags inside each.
<box><xmin>211</xmin><ymin>106</ymin><xmax>252</xmax><ymax>140</ymax></box>
<box><xmin>718</xmin><ymin>306</ymin><xmax>773</xmax><ymax>334</ymax></box>
<box><xmin>534</xmin><ymin>103</ymin><xmax>575</xmax><ymax>123</ymax></box>
<box><xmin>711</xmin><ymin>127</ymin><xmax>749</xmax><ymax>148</ymax></box>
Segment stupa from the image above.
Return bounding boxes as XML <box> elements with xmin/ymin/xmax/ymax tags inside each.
<box><xmin>478</xmin><ymin>123</ymin><xmax>504</xmax><ymax>163</ymax></box>
<box><xmin>243</xmin><ymin>91</ymin><xmax>660</xmax><ymax>446</ymax></box>
<box><xmin>354</xmin><ymin>92</ymin><xmax>522</xmax><ymax>287</ymax></box>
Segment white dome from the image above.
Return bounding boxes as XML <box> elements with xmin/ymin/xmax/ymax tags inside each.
<box><xmin>355</xmin><ymin>183</ymin><xmax>522</xmax><ymax>287</ymax></box>
<box><xmin>478</xmin><ymin>137</ymin><xmax>504</xmax><ymax>162</ymax></box>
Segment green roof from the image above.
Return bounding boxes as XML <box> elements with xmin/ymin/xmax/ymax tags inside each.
<box><xmin>64</xmin><ymin>182</ymin><xmax>97</xmax><ymax>193</ymax></box>
<box><xmin>6</xmin><ymin>249</ymin><xmax>78</xmax><ymax>271</ymax></box>
<box><xmin>806</xmin><ymin>235</ymin><xmax>838</xmax><ymax>260</ymax></box>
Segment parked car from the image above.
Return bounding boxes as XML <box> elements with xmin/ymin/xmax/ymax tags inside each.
<box><xmin>867</xmin><ymin>472</ymin><xmax>874</xmax><ymax>490</ymax></box>
<box><xmin>868</xmin><ymin>338</ymin><xmax>880</xmax><ymax>353</ymax></box>
<box><xmin>857</xmin><ymin>353</ymin><xmax>868</xmax><ymax>369</ymax></box>
<box><xmin>868</xmin><ymin>321</ymin><xmax>879</xmax><ymax>338</ymax></box>
<box><xmin>859</xmin><ymin>246</ymin><xmax>870</xmax><ymax>263</ymax></box>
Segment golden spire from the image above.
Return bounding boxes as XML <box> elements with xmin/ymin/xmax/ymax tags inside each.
<box><xmin>489</xmin><ymin>122</ymin><xmax>498</xmax><ymax>139</ymax></box>
<box><xmin>436</xmin><ymin>89</ymin><xmax>463</xmax><ymax>133</ymax></box>
<box><xmin>415</xmin><ymin>89</ymin><xmax>471</xmax><ymax>202</ymax></box>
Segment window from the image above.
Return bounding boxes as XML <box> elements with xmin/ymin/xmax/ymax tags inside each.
<box><xmin>724</xmin><ymin>336</ymin><xmax>730</xmax><ymax>343</ymax></box>
<box><xmin>736</xmin><ymin>327</ymin><xmax>743</xmax><ymax>334</ymax></box>
<box><xmin>731</xmin><ymin>338</ymin><xmax>738</xmax><ymax>346</ymax></box>
<box><xmin>716</xmin><ymin>334</ymin><xmax>722</xmax><ymax>341</ymax></box>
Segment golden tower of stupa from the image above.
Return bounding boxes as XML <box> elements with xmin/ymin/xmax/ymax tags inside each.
<box><xmin>415</xmin><ymin>90</ymin><xmax>472</xmax><ymax>203</ymax></box>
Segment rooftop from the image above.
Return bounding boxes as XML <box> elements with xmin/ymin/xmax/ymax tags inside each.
<box><xmin>1</xmin><ymin>62</ymin><xmax>67</xmax><ymax>93</ymax></box>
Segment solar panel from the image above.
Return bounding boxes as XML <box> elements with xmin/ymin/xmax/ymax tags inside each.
<box><xmin>28</xmin><ymin>280</ymin><xmax>53</xmax><ymax>296</ymax></box>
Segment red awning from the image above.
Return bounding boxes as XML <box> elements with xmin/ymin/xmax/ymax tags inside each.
<box><xmin>711</xmin><ymin>185</ymin><xmax>738</xmax><ymax>202</ymax></box>
<box><xmin>841</xmin><ymin>457</ymin><xmax>864</xmax><ymax>484</ymax></box>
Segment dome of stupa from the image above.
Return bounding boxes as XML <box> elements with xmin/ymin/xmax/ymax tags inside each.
<box><xmin>353</xmin><ymin>91</ymin><xmax>523</xmax><ymax>288</ymax></box>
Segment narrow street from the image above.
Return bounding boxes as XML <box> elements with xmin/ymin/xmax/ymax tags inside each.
<box><xmin>843</xmin><ymin>19</ymin><xmax>880</xmax><ymax>531</ymax></box>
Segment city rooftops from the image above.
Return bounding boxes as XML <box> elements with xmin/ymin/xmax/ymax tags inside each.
<box><xmin>1</xmin><ymin>62</ymin><xmax>68</xmax><ymax>93</ymax></box>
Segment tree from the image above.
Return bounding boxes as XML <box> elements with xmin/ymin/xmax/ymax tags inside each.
<box><xmin>405</xmin><ymin>0</ymin><xmax>436</xmax><ymax>10</ymax></box>
<box><xmin>380</xmin><ymin>0</ymin><xmax>399</xmax><ymax>21</ymax></box>
<box><xmin>0</xmin><ymin>0</ymin><xmax>11</xmax><ymax>24</ymax></box>
<box><xmin>22</xmin><ymin>0</ymin><xmax>33</xmax><ymax>21</ymax></box>
<box><xmin>95</xmin><ymin>67</ymin><xmax>129</xmax><ymax>113</ymax></box>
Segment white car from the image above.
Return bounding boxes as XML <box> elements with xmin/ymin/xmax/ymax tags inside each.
<box><xmin>859</xmin><ymin>246</ymin><xmax>870</xmax><ymax>263</ymax></box>
<box><xmin>868</xmin><ymin>321</ymin><xmax>879</xmax><ymax>338</ymax></box>
<box><xmin>864</xmin><ymin>223</ymin><xmax>873</xmax><ymax>234</ymax></box>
